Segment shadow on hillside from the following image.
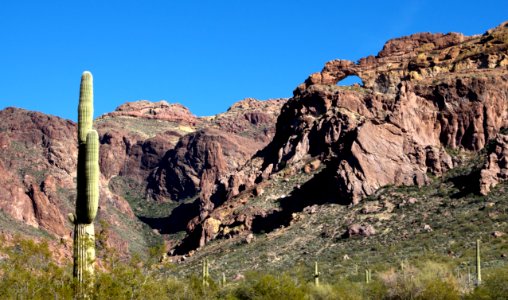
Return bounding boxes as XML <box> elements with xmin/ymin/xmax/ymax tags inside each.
<box><xmin>447</xmin><ymin>169</ymin><xmax>481</xmax><ymax>199</ymax></box>
<box><xmin>251</xmin><ymin>161</ymin><xmax>351</xmax><ymax>234</ymax></box>
<box><xmin>138</xmin><ymin>200</ymin><xmax>200</xmax><ymax>234</ymax></box>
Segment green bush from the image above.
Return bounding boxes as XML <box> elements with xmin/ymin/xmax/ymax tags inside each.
<box><xmin>0</xmin><ymin>238</ymin><xmax>73</xmax><ymax>299</ymax></box>
<box><xmin>466</xmin><ymin>267</ymin><xmax>508</xmax><ymax>300</ymax></box>
<box><xmin>377</xmin><ymin>261</ymin><xmax>460</xmax><ymax>300</ymax></box>
<box><xmin>230</xmin><ymin>272</ymin><xmax>306</xmax><ymax>300</ymax></box>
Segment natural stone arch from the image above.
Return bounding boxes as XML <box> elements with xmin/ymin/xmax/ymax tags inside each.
<box><xmin>336</xmin><ymin>75</ymin><xmax>364</xmax><ymax>87</ymax></box>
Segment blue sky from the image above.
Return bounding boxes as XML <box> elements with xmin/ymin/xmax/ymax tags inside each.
<box><xmin>0</xmin><ymin>1</ymin><xmax>507</xmax><ymax>121</ymax></box>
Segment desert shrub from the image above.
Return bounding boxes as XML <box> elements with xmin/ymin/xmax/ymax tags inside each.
<box><xmin>465</xmin><ymin>266</ymin><xmax>508</xmax><ymax>300</ymax></box>
<box><xmin>377</xmin><ymin>261</ymin><xmax>460</xmax><ymax>300</ymax></box>
<box><xmin>417</xmin><ymin>278</ymin><xmax>460</xmax><ymax>300</ymax></box>
<box><xmin>0</xmin><ymin>238</ymin><xmax>74</xmax><ymax>299</ymax></box>
<box><xmin>364</xmin><ymin>280</ymin><xmax>389</xmax><ymax>300</ymax></box>
<box><xmin>229</xmin><ymin>272</ymin><xmax>306</xmax><ymax>300</ymax></box>
<box><xmin>305</xmin><ymin>284</ymin><xmax>340</xmax><ymax>300</ymax></box>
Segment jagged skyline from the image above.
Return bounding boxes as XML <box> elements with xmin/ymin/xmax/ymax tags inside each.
<box><xmin>0</xmin><ymin>0</ymin><xmax>507</xmax><ymax>121</ymax></box>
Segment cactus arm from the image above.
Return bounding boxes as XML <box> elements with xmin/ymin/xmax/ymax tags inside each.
<box><xmin>78</xmin><ymin>71</ymin><xmax>93</xmax><ymax>144</ymax></box>
<box><xmin>84</xmin><ymin>130</ymin><xmax>99</xmax><ymax>222</ymax></box>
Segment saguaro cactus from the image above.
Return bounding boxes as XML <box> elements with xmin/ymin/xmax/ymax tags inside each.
<box><xmin>476</xmin><ymin>239</ymin><xmax>482</xmax><ymax>286</ymax></box>
<box><xmin>314</xmin><ymin>261</ymin><xmax>320</xmax><ymax>286</ymax></box>
<box><xmin>71</xmin><ymin>71</ymin><xmax>99</xmax><ymax>297</ymax></box>
<box><xmin>202</xmin><ymin>258</ymin><xmax>210</xmax><ymax>287</ymax></box>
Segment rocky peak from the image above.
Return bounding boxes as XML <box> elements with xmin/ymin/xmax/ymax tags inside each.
<box><xmin>99</xmin><ymin>100</ymin><xmax>199</xmax><ymax>124</ymax></box>
<box><xmin>298</xmin><ymin>22</ymin><xmax>508</xmax><ymax>96</ymax></box>
<box><xmin>227</xmin><ymin>98</ymin><xmax>287</xmax><ymax>112</ymax></box>
<box><xmin>377</xmin><ymin>32</ymin><xmax>467</xmax><ymax>58</ymax></box>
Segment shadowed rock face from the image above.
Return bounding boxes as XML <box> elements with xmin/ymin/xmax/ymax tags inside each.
<box><xmin>146</xmin><ymin>98</ymin><xmax>286</xmax><ymax>203</ymax></box>
<box><xmin>147</xmin><ymin>128</ymin><xmax>250</xmax><ymax>202</ymax></box>
<box><xmin>178</xmin><ymin>21</ymin><xmax>508</xmax><ymax>251</ymax></box>
<box><xmin>95</xmin><ymin>100</ymin><xmax>199</xmax><ymax>184</ymax></box>
<box><xmin>94</xmin><ymin>98</ymin><xmax>285</xmax><ymax>203</ymax></box>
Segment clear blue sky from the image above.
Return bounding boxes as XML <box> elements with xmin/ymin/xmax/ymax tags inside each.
<box><xmin>0</xmin><ymin>1</ymin><xmax>507</xmax><ymax>121</ymax></box>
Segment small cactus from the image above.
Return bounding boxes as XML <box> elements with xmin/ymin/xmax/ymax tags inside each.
<box><xmin>476</xmin><ymin>239</ymin><xmax>482</xmax><ymax>286</ymax></box>
<box><xmin>365</xmin><ymin>269</ymin><xmax>372</xmax><ymax>283</ymax></box>
<box><xmin>221</xmin><ymin>272</ymin><xmax>226</xmax><ymax>287</ymax></box>
<box><xmin>314</xmin><ymin>261</ymin><xmax>320</xmax><ymax>286</ymax></box>
<box><xmin>468</xmin><ymin>265</ymin><xmax>472</xmax><ymax>287</ymax></box>
<box><xmin>202</xmin><ymin>258</ymin><xmax>210</xmax><ymax>287</ymax></box>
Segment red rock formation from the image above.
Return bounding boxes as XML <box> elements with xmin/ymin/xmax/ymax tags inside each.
<box><xmin>266</xmin><ymin>21</ymin><xmax>508</xmax><ymax>202</ymax></box>
<box><xmin>179</xmin><ymin>21</ymin><xmax>508</xmax><ymax>250</ymax></box>
<box><xmin>95</xmin><ymin>100</ymin><xmax>197</xmax><ymax>182</ymax></box>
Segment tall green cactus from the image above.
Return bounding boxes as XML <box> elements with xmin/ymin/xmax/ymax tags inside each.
<box><xmin>476</xmin><ymin>239</ymin><xmax>482</xmax><ymax>286</ymax></box>
<box><xmin>71</xmin><ymin>71</ymin><xmax>99</xmax><ymax>297</ymax></box>
<box><xmin>202</xmin><ymin>258</ymin><xmax>210</xmax><ymax>287</ymax></box>
<box><xmin>221</xmin><ymin>272</ymin><xmax>226</xmax><ymax>287</ymax></box>
<box><xmin>314</xmin><ymin>261</ymin><xmax>320</xmax><ymax>286</ymax></box>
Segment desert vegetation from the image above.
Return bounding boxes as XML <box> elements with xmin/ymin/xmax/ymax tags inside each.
<box><xmin>0</xmin><ymin>234</ymin><xmax>507</xmax><ymax>299</ymax></box>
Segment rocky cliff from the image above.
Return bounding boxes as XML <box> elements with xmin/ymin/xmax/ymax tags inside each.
<box><xmin>176</xmin><ymin>21</ymin><xmax>508</xmax><ymax>252</ymax></box>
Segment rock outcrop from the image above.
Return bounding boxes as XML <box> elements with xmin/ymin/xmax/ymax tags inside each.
<box><xmin>479</xmin><ymin>133</ymin><xmax>508</xmax><ymax>195</ymax></box>
<box><xmin>147</xmin><ymin>128</ymin><xmax>252</xmax><ymax>202</ymax></box>
<box><xmin>178</xmin><ymin>21</ymin><xmax>508</xmax><ymax>250</ymax></box>
<box><xmin>268</xmin><ymin>21</ymin><xmax>508</xmax><ymax>202</ymax></box>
